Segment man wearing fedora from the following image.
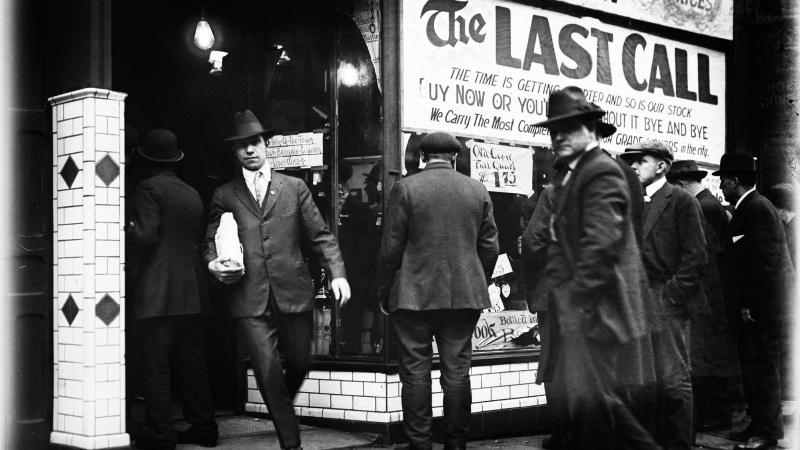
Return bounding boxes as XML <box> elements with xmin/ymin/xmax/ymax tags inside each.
<box><xmin>128</xmin><ymin>129</ymin><xmax>218</xmax><ymax>450</ymax></box>
<box><xmin>714</xmin><ymin>153</ymin><xmax>792</xmax><ymax>450</ymax></box>
<box><xmin>666</xmin><ymin>159</ymin><xmax>740</xmax><ymax>432</ymax></box>
<box><xmin>530</xmin><ymin>86</ymin><xmax>657</xmax><ymax>449</ymax></box>
<box><xmin>620</xmin><ymin>141</ymin><xmax>709</xmax><ymax>450</ymax></box>
<box><xmin>377</xmin><ymin>132</ymin><xmax>499</xmax><ymax>450</ymax></box>
<box><xmin>203</xmin><ymin>110</ymin><xmax>351</xmax><ymax>450</ymax></box>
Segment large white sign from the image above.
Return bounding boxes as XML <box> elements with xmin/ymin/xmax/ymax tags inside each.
<box><xmin>552</xmin><ymin>0</ymin><xmax>732</xmax><ymax>40</ymax></box>
<box><xmin>401</xmin><ymin>0</ymin><xmax>726</xmax><ymax>165</ymax></box>
<box><xmin>468</xmin><ymin>140</ymin><xmax>533</xmax><ymax>196</ymax></box>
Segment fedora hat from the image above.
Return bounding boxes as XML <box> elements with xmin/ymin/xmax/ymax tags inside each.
<box><xmin>533</xmin><ymin>86</ymin><xmax>606</xmax><ymax>128</ymax></box>
<box><xmin>666</xmin><ymin>159</ymin><xmax>707</xmax><ymax>182</ymax></box>
<box><xmin>712</xmin><ymin>152</ymin><xmax>756</xmax><ymax>176</ymax></box>
<box><xmin>619</xmin><ymin>139</ymin><xmax>674</xmax><ymax>164</ymax></box>
<box><xmin>137</xmin><ymin>129</ymin><xmax>184</xmax><ymax>163</ymax></box>
<box><xmin>596</xmin><ymin>121</ymin><xmax>616</xmax><ymax>139</ymax></box>
<box><xmin>419</xmin><ymin>132</ymin><xmax>463</xmax><ymax>154</ymax></box>
<box><xmin>224</xmin><ymin>109</ymin><xmax>274</xmax><ymax>142</ymax></box>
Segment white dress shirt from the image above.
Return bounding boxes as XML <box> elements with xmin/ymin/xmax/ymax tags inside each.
<box><xmin>735</xmin><ymin>187</ymin><xmax>756</xmax><ymax>210</ymax></box>
<box><xmin>644</xmin><ymin>176</ymin><xmax>667</xmax><ymax>202</ymax></box>
<box><xmin>242</xmin><ymin>166</ymin><xmax>271</xmax><ymax>206</ymax></box>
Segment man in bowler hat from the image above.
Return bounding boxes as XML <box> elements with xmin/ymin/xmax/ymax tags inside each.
<box><xmin>714</xmin><ymin>153</ymin><xmax>792</xmax><ymax>450</ymax></box>
<box><xmin>203</xmin><ymin>110</ymin><xmax>351</xmax><ymax>450</ymax></box>
<box><xmin>529</xmin><ymin>86</ymin><xmax>657</xmax><ymax>449</ymax></box>
<box><xmin>377</xmin><ymin>132</ymin><xmax>499</xmax><ymax>450</ymax></box>
<box><xmin>667</xmin><ymin>159</ymin><xmax>740</xmax><ymax>432</ymax></box>
<box><xmin>128</xmin><ymin>129</ymin><xmax>218</xmax><ymax>450</ymax></box>
<box><xmin>621</xmin><ymin>143</ymin><xmax>709</xmax><ymax>450</ymax></box>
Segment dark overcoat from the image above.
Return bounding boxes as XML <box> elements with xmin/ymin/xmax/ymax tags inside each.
<box><xmin>203</xmin><ymin>171</ymin><xmax>346</xmax><ymax>318</ymax></box>
<box><xmin>536</xmin><ymin>148</ymin><xmax>650</xmax><ymax>383</ymax></box>
<box><xmin>129</xmin><ymin>172</ymin><xmax>211</xmax><ymax>319</ymax></box>
<box><xmin>641</xmin><ymin>182</ymin><xmax>710</xmax><ymax>324</ymax></box>
<box><xmin>377</xmin><ymin>161</ymin><xmax>499</xmax><ymax>311</ymax></box>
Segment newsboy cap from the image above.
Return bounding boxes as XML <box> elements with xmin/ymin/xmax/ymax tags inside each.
<box><xmin>418</xmin><ymin>132</ymin><xmax>463</xmax><ymax>154</ymax></box>
<box><xmin>620</xmin><ymin>139</ymin><xmax>674</xmax><ymax>164</ymax></box>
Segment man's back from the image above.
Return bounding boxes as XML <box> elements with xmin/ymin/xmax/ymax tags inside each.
<box><xmin>378</xmin><ymin>161</ymin><xmax>499</xmax><ymax>311</ymax></box>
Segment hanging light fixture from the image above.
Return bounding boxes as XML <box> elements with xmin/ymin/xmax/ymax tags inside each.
<box><xmin>193</xmin><ymin>6</ymin><xmax>215</xmax><ymax>51</ymax></box>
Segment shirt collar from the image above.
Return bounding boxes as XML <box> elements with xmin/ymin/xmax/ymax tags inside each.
<box><xmin>242</xmin><ymin>164</ymin><xmax>271</xmax><ymax>185</ymax></box>
<box><xmin>645</xmin><ymin>175</ymin><xmax>667</xmax><ymax>198</ymax></box>
<box><xmin>735</xmin><ymin>187</ymin><xmax>756</xmax><ymax>210</ymax></box>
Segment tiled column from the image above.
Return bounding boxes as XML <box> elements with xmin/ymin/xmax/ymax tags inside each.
<box><xmin>48</xmin><ymin>88</ymin><xmax>129</xmax><ymax>449</ymax></box>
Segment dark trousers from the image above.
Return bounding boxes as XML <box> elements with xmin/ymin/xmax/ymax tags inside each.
<box><xmin>391</xmin><ymin>309</ymin><xmax>481</xmax><ymax>450</ymax></box>
<box><xmin>238</xmin><ymin>299</ymin><xmax>313</xmax><ymax>449</ymax></box>
<box><xmin>740</xmin><ymin>318</ymin><xmax>783</xmax><ymax>439</ymax></box>
<box><xmin>553</xmin><ymin>332</ymin><xmax>659</xmax><ymax>450</ymax></box>
<box><xmin>651</xmin><ymin>315</ymin><xmax>693</xmax><ymax>450</ymax></box>
<box><xmin>139</xmin><ymin>315</ymin><xmax>217</xmax><ymax>444</ymax></box>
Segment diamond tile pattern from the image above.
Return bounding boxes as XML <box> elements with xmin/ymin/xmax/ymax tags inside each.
<box><xmin>95</xmin><ymin>294</ymin><xmax>120</xmax><ymax>326</ymax></box>
<box><xmin>60</xmin><ymin>156</ymin><xmax>79</xmax><ymax>188</ymax></box>
<box><xmin>62</xmin><ymin>294</ymin><xmax>79</xmax><ymax>325</ymax></box>
<box><xmin>96</xmin><ymin>154</ymin><xmax>119</xmax><ymax>186</ymax></box>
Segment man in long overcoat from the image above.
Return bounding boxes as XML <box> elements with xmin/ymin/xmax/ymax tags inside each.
<box><xmin>530</xmin><ymin>87</ymin><xmax>657</xmax><ymax>449</ymax></box>
<box><xmin>714</xmin><ymin>153</ymin><xmax>793</xmax><ymax>450</ymax></box>
<box><xmin>203</xmin><ymin>110</ymin><xmax>351</xmax><ymax>450</ymax></box>
<box><xmin>377</xmin><ymin>132</ymin><xmax>499</xmax><ymax>450</ymax></box>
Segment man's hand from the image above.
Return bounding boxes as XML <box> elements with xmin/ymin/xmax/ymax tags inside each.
<box><xmin>330</xmin><ymin>277</ymin><xmax>351</xmax><ymax>307</ymax></box>
<box><xmin>208</xmin><ymin>258</ymin><xmax>245</xmax><ymax>284</ymax></box>
<box><xmin>741</xmin><ymin>308</ymin><xmax>755</xmax><ymax>323</ymax></box>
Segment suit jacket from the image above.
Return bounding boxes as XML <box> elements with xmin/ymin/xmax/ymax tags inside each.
<box><xmin>203</xmin><ymin>171</ymin><xmax>346</xmax><ymax>318</ymax></box>
<box><xmin>697</xmin><ymin>189</ymin><xmax>728</xmax><ymax>251</ymax></box>
<box><xmin>546</xmin><ymin>147</ymin><xmax>650</xmax><ymax>345</ymax></box>
<box><xmin>129</xmin><ymin>172</ymin><xmax>211</xmax><ymax>320</ymax></box>
<box><xmin>641</xmin><ymin>182</ymin><xmax>709</xmax><ymax>322</ymax></box>
<box><xmin>724</xmin><ymin>191</ymin><xmax>793</xmax><ymax>319</ymax></box>
<box><xmin>377</xmin><ymin>161</ymin><xmax>499</xmax><ymax>311</ymax></box>
<box><xmin>521</xmin><ymin>187</ymin><xmax>556</xmax><ymax>312</ymax></box>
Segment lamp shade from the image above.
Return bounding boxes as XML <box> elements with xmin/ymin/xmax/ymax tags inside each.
<box><xmin>193</xmin><ymin>19</ymin><xmax>215</xmax><ymax>51</ymax></box>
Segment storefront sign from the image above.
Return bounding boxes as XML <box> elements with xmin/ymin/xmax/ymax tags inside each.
<box><xmin>550</xmin><ymin>0</ymin><xmax>732</xmax><ymax>40</ymax></box>
<box><xmin>468</xmin><ymin>140</ymin><xmax>533</xmax><ymax>196</ymax></box>
<box><xmin>472</xmin><ymin>310</ymin><xmax>539</xmax><ymax>351</ymax></box>
<box><xmin>400</xmin><ymin>0</ymin><xmax>726</xmax><ymax>165</ymax></box>
<box><xmin>266</xmin><ymin>132</ymin><xmax>324</xmax><ymax>169</ymax></box>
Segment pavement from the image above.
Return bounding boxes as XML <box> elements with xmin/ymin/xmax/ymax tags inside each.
<box><xmin>172</xmin><ymin>406</ymin><xmax>799</xmax><ymax>450</ymax></box>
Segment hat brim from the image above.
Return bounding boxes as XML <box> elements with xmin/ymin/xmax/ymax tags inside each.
<box><xmin>619</xmin><ymin>149</ymin><xmax>672</xmax><ymax>163</ymax></box>
<box><xmin>137</xmin><ymin>147</ymin><xmax>184</xmax><ymax>163</ymax></box>
<box><xmin>223</xmin><ymin>128</ymin><xmax>275</xmax><ymax>143</ymax></box>
<box><xmin>596</xmin><ymin>122</ymin><xmax>616</xmax><ymax>138</ymax></box>
<box><xmin>711</xmin><ymin>168</ymin><xmax>755</xmax><ymax>177</ymax></box>
<box><xmin>667</xmin><ymin>170</ymin><xmax>707</xmax><ymax>181</ymax></box>
<box><xmin>532</xmin><ymin>109</ymin><xmax>606</xmax><ymax>128</ymax></box>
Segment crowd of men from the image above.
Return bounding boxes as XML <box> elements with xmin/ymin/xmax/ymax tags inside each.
<box><xmin>126</xmin><ymin>89</ymin><xmax>794</xmax><ymax>450</ymax></box>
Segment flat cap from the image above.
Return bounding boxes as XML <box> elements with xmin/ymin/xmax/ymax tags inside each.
<box><xmin>419</xmin><ymin>132</ymin><xmax>463</xmax><ymax>154</ymax></box>
<box><xmin>619</xmin><ymin>139</ymin><xmax>674</xmax><ymax>163</ymax></box>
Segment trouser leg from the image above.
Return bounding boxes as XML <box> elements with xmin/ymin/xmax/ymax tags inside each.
<box><xmin>139</xmin><ymin>318</ymin><xmax>177</xmax><ymax>443</ymax></box>
<box><xmin>392</xmin><ymin>310</ymin><xmax>434</xmax><ymax>450</ymax></box>
<box><xmin>173</xmin><ymin>315</ymin><xmax>217</xmax><ymax>433</ymax></box>
<box><xmin>652</xmin><ymin>316</ymin><xmax>693</xmax><ymax>450</ymax></box>
<box><xmin>740</xmin><ymin>319</ymin><xmax>783</xmax><ymax>439</ymax></box>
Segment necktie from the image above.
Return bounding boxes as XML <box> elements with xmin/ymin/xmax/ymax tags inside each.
<box><xmin>254</xmin><ymin>171</ymin><xmax>264</xmax><ymax>206</ymax></box>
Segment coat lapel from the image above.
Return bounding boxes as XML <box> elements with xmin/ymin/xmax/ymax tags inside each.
<box><xmin>643</xmin><ymin>182</ymin><xmax>672</xmax><ymax>238</ymax></box>
<box><xmin>261</xmin><ymin>172</ymin><xmax>283</xmax><ymax>218</ymax></box>
<box><xmin>232</xmin><ymin>174</ymin><xmax>263</xmax><ymax>218</ymax></box>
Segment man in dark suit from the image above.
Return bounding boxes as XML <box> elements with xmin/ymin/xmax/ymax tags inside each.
<box><xmin>203</xmin><ymin>110</ymin><xmax>351</xmax><ymax>450</ymax></box>
<box><xmin>714</xmin><ymin>153</ymin><xmax>793</xmax><ymax>450</ymax></box>
<box><xmin>377</xmin><ymin>132</ymin><xmax>499</xmax><ymax>450</ymax></box>
<box><xmin>667</xmin><ymin>159</ymin><xmax>740</xmax><ymax>431</ymax></box>
<box><xmin>128</xmin><ymin>129</ymin><xmax>217</xmax><ymax>450</ymax></box>
<box><xmin>530</xmin><ymin>87</ymin><xmax>658</xmax><ymax>449</ymax></box>
<box><xmin>621</xmin><ymin>143</ymin><xmax>709</xmax><ymax>450</ymax></box>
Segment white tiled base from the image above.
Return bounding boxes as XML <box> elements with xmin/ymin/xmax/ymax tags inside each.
<box><xmin>50</xmin><ymin>431</ymin><xmax>129</xmax><ymax>449</ymax></box>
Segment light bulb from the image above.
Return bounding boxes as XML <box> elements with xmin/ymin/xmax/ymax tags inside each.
<box><xmin>194</xmin><ymin>19</ymin><xmax>215</xmax><ymax>51</ymax></box>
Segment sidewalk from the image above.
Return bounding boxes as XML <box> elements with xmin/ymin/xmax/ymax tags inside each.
<box><xmin>176</xmin><ymin>410</ymin><xmax>798</xmax><ymax>450</ymax></box>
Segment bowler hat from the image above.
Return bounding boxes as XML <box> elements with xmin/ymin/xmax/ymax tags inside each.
<box><xmin>666</xmin><ymin>159</ymin><xmax>707</xmax><ymax>182</ymax></box>
<box><xmin>619</xmin><ymin>139</ymin><xmax>674</xmax><ymax>164</ymax></box>
<box><xmin>419</xmin><ymin>132</ymin><xmax>463</xmax><ymax>154</ymax></box>
<box><xmin>224</xmin><ymin>109</ymin><xmax>274</xmax><ymax>142</ymax></box>
<box><xmin>533</xmin><ymin>86</ymin><xmax>606</xmax><ymax>128</ymax></box>
<box><xmin>137</xmin><ymin>129</ymin><xmax>184</xmax><ymax>163</ymax></box>
<box><xmin>712</xmin><ymin>153</ymin><xmax>756</xmax><ymax>176</ymax></box>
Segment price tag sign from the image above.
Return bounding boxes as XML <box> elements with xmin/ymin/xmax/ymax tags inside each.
<box><xmin>491</xmin><ymin>253</ymin><xmax>513</xmax><ymax>279</ymax></box>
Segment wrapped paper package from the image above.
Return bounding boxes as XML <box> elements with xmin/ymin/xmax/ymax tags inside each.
<box><xmin>215</xmin><ymin>212</ymin><xmax>244</xmax><ymax>267</ymax></box>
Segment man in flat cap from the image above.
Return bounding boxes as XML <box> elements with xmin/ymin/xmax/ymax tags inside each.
<box><xmin>528</xmin><ymin>86</ymin><xmax>657</xmax><ymax>449</ymax></box>
<box><xmin>667</xmin><ymin>160</ymin><xmax>740</xmax><ymax>433</ymax></box>
<box><xmin>714</xmin><ymin>153</ymin><xmax>792</xmax><ymax>450</ymax></box>
<box><xmin>621</xmin><ymin>141</ymin><xmax>708</xmax><ymax>450</ymax></box>
<box><xmin>203</xmin><ymin>110</ymin><xmax>351</xmax><ymax>450</ymax></box>
<box><xmin>377</xmin><ymin>132</ymin><xmax>499</xmax><ymax>450</ymax></box>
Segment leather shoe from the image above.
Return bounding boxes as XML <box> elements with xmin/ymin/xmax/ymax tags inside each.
<box><xmin>177</xmin><ymin>426</ymin><xmax>218</xmax><ymax>447</ymax></box>
<box><xmin>733</xmin><ymin>436</ymin><xmax>778</xmax><ymax>450</ymax></box>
